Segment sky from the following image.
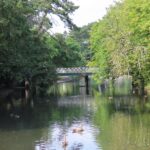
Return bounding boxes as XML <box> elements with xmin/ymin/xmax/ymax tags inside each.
<box><xmin>51</xmin><ymin>0</ymin><xmax>115</xmax><ymax>33</ymax></box>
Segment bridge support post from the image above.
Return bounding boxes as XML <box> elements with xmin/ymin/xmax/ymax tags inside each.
<box><xmin>85</xmin><ymin>75</ymin><xmax>89</xmax><ymax>95</ymax></box>
<box><xmin>21</xmin><ymin>79</ymin><xmax>30</xmax><ymax>106</ymax></box>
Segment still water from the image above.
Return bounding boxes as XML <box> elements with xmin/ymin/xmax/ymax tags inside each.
<box><xmin>0</xmin><ymin>81</ymin><xmax>150</xmax><ymax>150</ymax></box>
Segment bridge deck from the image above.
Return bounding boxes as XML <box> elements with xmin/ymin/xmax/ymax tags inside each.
<box><xmin>56</xmin><ymin>67</ymin><xmax>97</xmax><ymax>76</ymax></box>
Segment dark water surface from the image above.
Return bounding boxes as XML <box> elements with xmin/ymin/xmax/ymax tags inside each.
<box><xmin>0</xmin><ymin>81</ymin><xmax>150</xmax><ymax>150</ymax></box>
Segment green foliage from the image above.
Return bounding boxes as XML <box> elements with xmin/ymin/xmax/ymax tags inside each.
<box><xmin>69</xmin><ymin>23</ymin><xmax>94</xmax><ymax>62</ymax></box>
<box><xmin>89</xmin><ymin>0</ymin><xmax>150</xmax><ymax>89</ymax></box>
<box><xmin>89</xmin><ymin>21</ymin><xmax>111</xmax><ymax>82</ymax></box>
<box><xmin>124</xmin><ymin>0</ymin><xmax>150</xmax><ymax>85</ymax></box>
<box><xmin>50</xmin><ymin>33</ymin><xmax>84</xmax><ymax>67</ymax></box>
<box><xmin>0</xmin><ymin>0</ymin><xmax>79</xmax><ymax>86</ymax></box>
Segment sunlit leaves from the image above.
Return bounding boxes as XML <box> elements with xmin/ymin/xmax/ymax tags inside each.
<box><xmin>89</xmin><ymin>0</ymin><xmax>150</xmax><ymax>87</ymax></box>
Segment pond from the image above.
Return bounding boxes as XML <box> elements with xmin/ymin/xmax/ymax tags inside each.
<box><xmin>0</xmin><ymin>80</ymin><xmax>150</xmax><ymax>150</ymax></box>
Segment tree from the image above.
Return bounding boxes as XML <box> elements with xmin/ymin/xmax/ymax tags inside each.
<box><xmin>30</xmin><ymin>0</ymin><xmax>78</xmax><ymax>35</ymax></box>
<box><xmin>124</xmin><ymin>0</ymin><xmax>150</xmax><ymax>94</ymax></box>
<box><xmin>0</xmin><ymin>0</ymin><xmax>78</xmax><ymax>87</ymax></box>
<box><xmin>52</xmin><ymin>33</ymin><xmax>84</xmax><ymax>67</ymax></box>
<box><xmin>89</xmin><ymin>2</ymin><xmax>129</xmax><ymax>81</ymax></box>
<box><xmin>89</xmin><ymin>0</ymin><xmax>150</xmax><ymax>95</ymax></box>
<box><xmin>69</xmin><ymin>23</ymin><xmax>94</xmax><ymax>62</ymax></box>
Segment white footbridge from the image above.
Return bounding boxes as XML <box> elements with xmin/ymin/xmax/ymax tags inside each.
<box><xmin>56</xmin><ymin>67</ymin><xmax>97</xmax><ymax>76</ymax></box>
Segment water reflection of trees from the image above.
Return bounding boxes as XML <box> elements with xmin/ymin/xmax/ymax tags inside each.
<box><xmin>93</xmin><ymin>96</ymin><xmax>150</xmax><ymax>150</ymax></box>
<box><xmin>0</xmin><ymin>97</ymin><xmax>88</xmax><ymax>150</ymax></box>
<box><xmin>47</xmin><ymin>82</ymin><xmax>79</xmax><ymax>97</ymax></box>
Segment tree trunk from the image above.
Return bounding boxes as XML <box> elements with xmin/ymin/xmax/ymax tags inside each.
<box><xmin>111</xmin><ymin>77</ymin><xmax>115</xmax><ymax>96</ymax></box>
<box><xmin>139</xmin><ymin>77</ymin><xmax>145</xmax><ymax>96</ymax></box>
<box><xmin>85</xmin><ymin>75</ymin><xmax>89</xmax><ymax>95</ymax></box>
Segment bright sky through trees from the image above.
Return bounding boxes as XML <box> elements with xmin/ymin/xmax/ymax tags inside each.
<box><xmin>71</xmin><ymin>0</ymin><xmax>115</xmax><ymax>26</ymax></box>
<box><xmin>51</xmin><ymin>0</ymin><xmax>115</xmax><ymax>33</ymax></box>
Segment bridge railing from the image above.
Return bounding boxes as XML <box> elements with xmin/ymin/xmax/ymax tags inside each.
<box><xmin>56</xmin><ymin>67</ymin><xmax>97</xmax><ymax>74</ymax></box>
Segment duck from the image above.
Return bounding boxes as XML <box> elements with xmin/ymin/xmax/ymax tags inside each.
<box><xmin>62</xmin><ymin>135</ymin><xmax>68</xmax><ymax>148</ymax></box>
<box><xmin>72</xmin><ymin>124</ymin><xmax>84</xmax><ymax>133</ymax></box>
<box><xmin>10</xmin><ymin>113</ymin><xmax>20</xmax><ymax>119</ymax></box>
<box><xmin>108</xmin><ymin>96</ymin><xmax>113</xmax><ymax>100</ymax></box>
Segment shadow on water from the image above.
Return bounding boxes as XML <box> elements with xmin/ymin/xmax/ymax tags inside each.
<box><xmin>0</xmin><ymin>99</ymin><xmax>94</xmax><ymax>150</ymax></box>
<box><xmin>0</xmin><ymin>78</ymin><xmax>150</xmax><ymax>150</ymax></box>
<box><xmin>0</xmin><ymin>79</ymin><xmax>101</xmax><ymax>150</ymax></box>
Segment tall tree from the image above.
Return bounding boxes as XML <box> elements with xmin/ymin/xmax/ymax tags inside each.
<box><xmin>89</xmin><ymin>0</ymin><xmax>150</xmax><ymax>94</ymax></box>
<box><xmin>0</xmin><ymin>0</ymin><xmax>78</xmax><ymax>86</ymax></box>
<box><xmin>124</xmin><ymin>0</ymin><xmax>150</xmax><ymax>94</ymax></box>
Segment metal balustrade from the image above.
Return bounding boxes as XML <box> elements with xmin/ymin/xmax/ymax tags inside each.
<box><xmin>56</xmin><ymin>67</ymin><xmax>97</xmax><ymax>75</ymax></box>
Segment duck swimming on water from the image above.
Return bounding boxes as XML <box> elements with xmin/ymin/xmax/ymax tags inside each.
<box><xmin>72</xmin><ymin>124</ymin><xmax>84</xmax><ymax>133</ymax></box>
